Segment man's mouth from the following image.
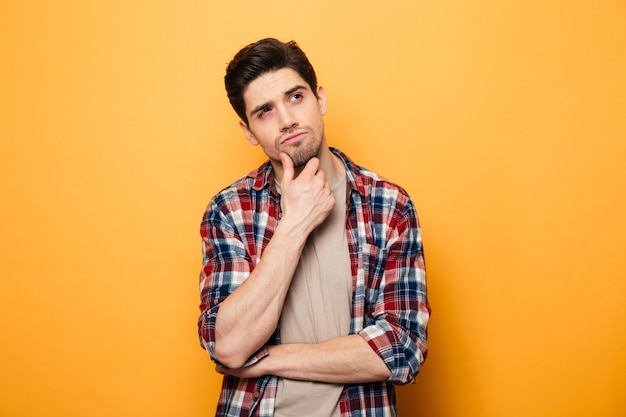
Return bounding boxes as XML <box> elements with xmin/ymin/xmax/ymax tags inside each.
<box><xmin>281</xmin><ymin>131</ymin><xmax>307</xmax><ymax>145</ymax></box>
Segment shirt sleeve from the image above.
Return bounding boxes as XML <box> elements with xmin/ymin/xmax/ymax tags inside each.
<box><xmin>197</xmin><ymin>198</ymin><xmax>253</xmax><ymax>364</ymax></box>
<box><xmin>358</xmin><ymin>198</ymin><xmax>430</xmax><ymax>385</ymax></box>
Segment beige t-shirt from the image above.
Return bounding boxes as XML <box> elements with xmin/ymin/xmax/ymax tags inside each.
<box><xmin>273</xmin><ymin>174</ymin><xmax>352</xmax><ymax>417</ymax></box>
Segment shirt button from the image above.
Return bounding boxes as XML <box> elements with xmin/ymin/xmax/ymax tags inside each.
<box><xmin>254</xmin><ymin>391</ymin><xmax>260</xmax><ymax>398</ymax></box>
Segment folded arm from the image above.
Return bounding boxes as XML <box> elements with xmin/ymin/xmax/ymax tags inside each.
<box><xmin>216</xmin><ymin>334</ymin><xmax>391</xmax><ymax>383</ymax></box>
<box><xmin>217</xmin><ymin>199</ymin><xmax>430</xmax><ymax>385</ymax></box>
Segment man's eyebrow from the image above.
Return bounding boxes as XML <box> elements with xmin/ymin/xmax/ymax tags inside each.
<box><xmin>284</xmin><ymin>85</ymin><xmax>306</xmax><ymax>97</ymax></box>
<box><xmin>249</xmin><ymin>85</ymin><xmax>307</xmax><ymax>117</ymax></box>
<box><xmin>250</xmin><ymin>102</ymin><xmax>271</xmax><ymax>117</ymax></box>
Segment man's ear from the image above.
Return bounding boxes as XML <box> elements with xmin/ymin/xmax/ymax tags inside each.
<box><xmin>239</xmin><ymin>120</ymin><xmax>259</xmax><ymax>146</ymax></box>
<box><xmin>317</xmin><ymin>86</ymin><xmax>328</xmax><ymax>116</ymax></box>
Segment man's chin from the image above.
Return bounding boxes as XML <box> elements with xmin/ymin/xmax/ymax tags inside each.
<box><xmin>289</xmin><ymin>145</ymin><xmax>320</xmax><ymax>168</ymax></box>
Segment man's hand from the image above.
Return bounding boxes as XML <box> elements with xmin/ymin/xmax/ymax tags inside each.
<box><xmin>279</xmin><ymin>152</ymin><xmax>335</xmax><ymax>234</ymax></box>
<box><xmin>215</xmin><ymin>359</ymin><xmax>269</xmax><ymax>380</ymax></box>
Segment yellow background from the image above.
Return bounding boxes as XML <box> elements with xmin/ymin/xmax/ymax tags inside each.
<box><xmin>1</xmin><ymin>1</ymin><xmax>625</xmax><ymax>416</ymax></box>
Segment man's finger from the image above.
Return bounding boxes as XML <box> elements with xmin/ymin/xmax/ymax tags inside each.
<box><xmin>300</xmin><ymin>156</ymin><xmax>320</xmax><ymax>175</ymax></box>
<box><xmin>279</xmin><ymin>152</ymin><xmax>294</xmax><ymax>182</ymax></box>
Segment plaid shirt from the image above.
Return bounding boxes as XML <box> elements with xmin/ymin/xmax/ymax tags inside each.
<box><xmin>198</xmin><ymin>148</ymin><xmax>430</xmax><ymax>417</ymax></box>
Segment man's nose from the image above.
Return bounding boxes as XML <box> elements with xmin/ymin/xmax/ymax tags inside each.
<box><xmin>277</xmin><ymin>106</ymin><xmax>298</xmax><ymax>131</ymax></box>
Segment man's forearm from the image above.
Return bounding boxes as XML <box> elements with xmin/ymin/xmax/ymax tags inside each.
<box><xmin>218</xmin><ymin>334</ymin><xmax>391</xmax><ymax>384</ymax></box>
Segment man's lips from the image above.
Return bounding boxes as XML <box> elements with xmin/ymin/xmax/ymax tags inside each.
<box><xmin>280</xmin><ymin>131</ymin><xmax>307</xmax><ymax>145</ymax></box>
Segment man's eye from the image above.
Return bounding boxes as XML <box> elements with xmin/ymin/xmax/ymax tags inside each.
<box><xmin>290</xmin><ymin>93</ymin><xmax>303</xmax><ymax>101</ymax></box>
<box><xmin>258</xmin><ymin>108</ymin><xmax>271</xmax><ymax>118</ymax></box>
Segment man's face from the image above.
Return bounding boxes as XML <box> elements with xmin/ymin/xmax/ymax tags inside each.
<box><xmin>240</xmin><ymin>67</ymin><xmax>327</xmax><ymax>168</ymax></box>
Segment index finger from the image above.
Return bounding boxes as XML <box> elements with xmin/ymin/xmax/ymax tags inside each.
<box><xmin>279</xmin><ymin>152</ymin><xmax>295</xmax><ymax>182</ymax></box>
<box><xmin>300</xmin><ymin>156</ymin><xmax>320</xmax><ymax>175</ymax></box>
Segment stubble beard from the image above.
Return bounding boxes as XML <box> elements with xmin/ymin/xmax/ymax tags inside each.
<box><xmin>289</xmin><ymin>141</ymin><xmax>321</xmax><ymax>167</ymax></box>
<box><xmin>275</xmin><ymin>128</ymin><xmax>322</xmax><ymax>168</ymax></box>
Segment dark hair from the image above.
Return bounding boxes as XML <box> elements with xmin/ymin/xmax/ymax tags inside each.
<box><xmin>224</xmin><ymin>38</ymin><xmax>318</xmax><ymax>125</ymax></box>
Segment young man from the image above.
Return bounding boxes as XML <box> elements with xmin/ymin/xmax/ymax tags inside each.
<box><xmin>198</xmin><ymin>38</ymin><xmax>430</xmax><ymax>417</ymax></box>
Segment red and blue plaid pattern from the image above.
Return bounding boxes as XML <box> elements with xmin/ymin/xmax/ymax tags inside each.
<box><xmin>198</xmin><ymin>148</ymin><xmax>430</xmax><ymax>416</ymax></box>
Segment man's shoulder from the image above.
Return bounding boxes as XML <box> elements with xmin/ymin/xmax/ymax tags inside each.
<box><xmin>203</xmin><ymin>161</ymin><xmax>273</xmax><ymax>217</ymax></box>
<box><xmin>335</xmin><ymin>149</ymin><xmax>411</xmax><ymax>203</ymax></box>
<box><xmin>357</xmin><ymin>168</ymin><xmax>412</xmax><ymax>212</ymax></box>
<box><xmin>214</xmin><ymin>162</ymin><xmax>271</xmax><ymax>199</ymax></box>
